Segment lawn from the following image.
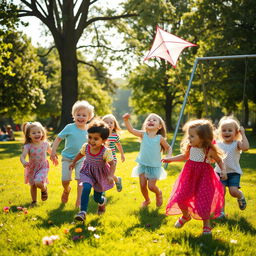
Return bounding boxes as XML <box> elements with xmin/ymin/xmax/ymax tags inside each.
<box><xmin>0</xmin><ymin>130</ymin><xmax>255</xmax><ymax>256</ymax></box>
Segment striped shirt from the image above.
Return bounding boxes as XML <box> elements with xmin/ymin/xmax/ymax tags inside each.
<box><xmin>108</xmin><ymin>132</ymin><xmax>120</xmax><ymax>161</ymax></box>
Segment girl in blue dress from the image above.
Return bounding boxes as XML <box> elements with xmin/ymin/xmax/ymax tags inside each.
<box><xmin>122</xmin><ymin>113</ymin><xmax>172</xmax><ymax>207</ymax></box>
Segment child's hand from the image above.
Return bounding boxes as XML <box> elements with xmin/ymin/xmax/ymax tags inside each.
<box><xmin>51</xmin><ymin>156</ymin><xmax>58</xmax><ymax>166</ymax></box>
<box><xmin>50</xmin><ymin>153</ymin><xmax>57</xmax><ymax>162</ymax></box>
<box><xmin>239</xmin><ymin>126</ymin><xmax>245</xmax><ymax>134</ymax></box>
<box><xmin>22</xmin><ymin>161</ymin><xmax>29</xmax><ymax>168</ymax></box>
<box><xmin>161</xmin><ymin>158</ymin><xmax>172</xmax><ymax>163</ymax></box>
<box><xmin>107</xmin><ymin>175</ymin><xmax>114</xmax><ymax>184</ymax></box>
<box><xmin>69</xmin><ymin>162</ymin><xmax>75</xmax><ymax>170</ymax></box>
<box><xmin>220</xmin><ymin>171</ymin><xmax>227</xmax><ymax>181</ymax></box>
<box><xmin>121</xmin><ymin>155</ymin><xmax>125</xmax><ymax>162</ymax></box>
<box><xmin>122</xmin><ymin>113</ymin><xmax>130</xmax><ymax>120</ymax></box>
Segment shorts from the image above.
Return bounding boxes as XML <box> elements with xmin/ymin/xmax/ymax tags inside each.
<box><xmin>218</xmin><ymin>172</ymin><xmax>241</xmax><ymax>188</ymax></box>
<box><xmin>61</xmin><ymin>157</ymin><xmax>83</xmax><ymax>181</ymax></box>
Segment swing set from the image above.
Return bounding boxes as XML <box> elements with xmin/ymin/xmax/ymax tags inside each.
<box><xmin>170</xmin><ymin>54</ymin><xmax>256</xmax><ymax>151</ymax></box>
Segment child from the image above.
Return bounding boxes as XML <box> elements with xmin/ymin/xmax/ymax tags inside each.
<box><xmin>214</xmin><ymin>116</ymin><xmax>249</xmax><ymax>216</ymax></box>
<box><xmin>20</xmin><ymin>122</ymin><xmax>57</xmax><ymax>206</ymax></box>
<box><xmin>70</xmin><ymin>120</ymin><xmax>115</xmax><ymax>221</ymax></box>
<box><xmin>122</xmin><ymin>113</ymin><xmax>172</xmax><ymax>208</ymax></box>
<box><xmin>162</xmin><ymin>119</ymin><xmax>227</xmax><ymax>235</ymax></box>
<box><xmin>50</xmin><ymin>100</ymin><xmax>94</xmax><ymax>208</ymax></box>
<box><xmin>102</xmin><ymin>114</ymin><xmax>125</xmax><ymax>192</ymax></box>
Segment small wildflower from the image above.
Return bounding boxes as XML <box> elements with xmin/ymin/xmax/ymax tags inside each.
<box><xmin>72</xmin><ymin>235</ymin><xmax>80</xmax><ymax>241</ymax></box>
<box><xmin>23</xmin><ymin>209</ymin><xmax>28</xmax><ymax>214</ymax></box>
<box><xmin>3</xmin><ymin>207</ymin><xmax>10</xmax><ymax>213</ymax></box>
<box><xmin>31</xmin><ymin>217</ymin><xmax>37</xmax><ymax>221</ymax></box>
<box><xmin>88</xmin><ymin>226</ymin><xmax>96</xmax><ymax>231</ymax></box>
<box><xmin>17</xmin><ymin>207</ymin><xmax>23</xmax><ymax>211</ymax></box>
<box><xmin>230</xmin><ymin>239</ymin><xmax>237</xmax><ymax>244</ymax></box>
<box><xmin>42</xmin><ymin>236</ymin><xmax>53</xmax><ymax>245</ymax></box>
<box><xmin>146</xmin><ymin>224</ymin><xmax>151</xmax><ymax>228</ymax></box>
<box><xmin>94</xmin><ymin>234</ymin><xmax>100</xmax><ymax>239</ymax></box>
<box><xmin>75</xmin><ymin>228</ymin><xmax>83</xmax><ymax>233</ymax></box>
<box><xmin>48</xmin><ymin>220</ymin><xmax>53</xmax><ymax>225</ymax></box>
<box><xmin>63</xmin><ymin>228</ymin><xmax>69</xmax><ymax>234</ymax></box>
<box><xmin>50</xmin><ymin>235</ymin><xmax>60</xmax><ymax>241</ymax></box>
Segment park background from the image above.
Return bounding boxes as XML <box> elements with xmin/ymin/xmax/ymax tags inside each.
<box><xmin>1</xmin><ymin>0</ymin><xmax>256</xmax><ymax>255</ymax></box>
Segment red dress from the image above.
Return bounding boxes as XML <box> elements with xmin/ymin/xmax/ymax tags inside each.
<box><xmin>166</xmin><ymin>147</ymin><xmax>224</xmax><ymax>220</ymax></box>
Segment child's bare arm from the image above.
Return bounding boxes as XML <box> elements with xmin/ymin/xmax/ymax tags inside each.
<box><xmin>20</xmin><ymin>147</ymin><xmax>29</xmax><ymax>167</ymax></box>
<box><xmin>209</xmin><ymin>149</ymin><xmax>227</xmax><ymax>180</ymax></box>
<box><xmin>47</xmin><ymin>143</ymin><xmax>58</xmax><ymax>166</ymax></box>
<box><xmin>69</xmin><ymin>153</ymin><xmax>84</xmax><ymax>170</ymax></box>
<box><xmin>162</xmin><ymin>153</ymin><xmax>187</xmax><ymax>163</ymax></box>
<box><xmin>160</xmin><ymin>137</ymin><xmax>172</xmax><ymax>157</ymax></box>
<box><xmin>122</xmin><ymin>113</ymin><xmax>143</xmax><ymax>138</ymax></box>
<box><xmin>108</xmin><ymin>160</ymin><xmax>116</xmax><ymax>183</ymax></box>
<box><xmin>116</xmin><ymin>142</ymin><xmax>125</xmax><ymax>162</ymax></box>
<box><xmin>238</xmin><ymin>126</ymin><xmax>249</xmax><ymax>151</ymax></box>
<box><xmin>50</xmin><ymin>137</ymin><xmax>62</xmax><ymax>162</ymax></box>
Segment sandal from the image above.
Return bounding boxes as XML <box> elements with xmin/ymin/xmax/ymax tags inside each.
<box><xmin>61</xmin><ymin>187</ymin><xmax>71</xmax><ymax>203</ymax></box>
<box><xmin>156</xmin><ymin>191</ymin><xmax>163</xmax><ymax>207</ymax></box>
<box><xmin>202</xmin><ymin>226</ymin><xmax>212</xmax><ymax>235</ymax></box>
<box><xmin>41</xmin><ymin>188</ymin><xmax>48</xmax><ymax>201</ymax></box>
<box><xmin>237</xmin><ymin>197</ymin><xmax>247</xmax><ymax>210</ymax></box>
<box><xmin>174</xmin><ymin>215</ymin><xmax>191</xmax><ymax>228</ymax></box>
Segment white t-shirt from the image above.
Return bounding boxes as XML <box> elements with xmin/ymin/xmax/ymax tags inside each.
<box><xmin>214</xmin><ymin>141</ymin><xmax>242</xmax><ymax>174</ymax></box>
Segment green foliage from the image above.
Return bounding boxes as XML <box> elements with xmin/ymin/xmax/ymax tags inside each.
<box><xmin>0</xmin><ymin>131</ymin><xmax>255</xmax><ymax>255</ymax></box>
<box><xmin>0</xmin><ymin>32</ymin><xmax>48</xmax><ymax>122</ymax></box>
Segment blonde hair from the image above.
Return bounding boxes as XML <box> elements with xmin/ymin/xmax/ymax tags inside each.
<box><xmin>72</xmin><ymin>100</ymin><xmax>94</xmax><ymax>122</ymax></box>
<box><xmin>142</xmin><ymin>113</ymin><xmax>167</xmax><ymax>151</ymax></box>
<box><xmin>102</xmin><ymin>114</ymin><xmax>121</xmax><ymax>134</ymax></box>
<box><xmin>22</xmin><ymin>122</ymin><xmax>47</xmax><ymax>144</ymax></box>
<box><xmin>181</xmin><ymin>119</ymin><xmax>223</xmax><ymax>158</ymax></box>
<box><xmin>217</xmin><ymin>115</ymin><xmax>241</xmax><ymax>141</ymax></box>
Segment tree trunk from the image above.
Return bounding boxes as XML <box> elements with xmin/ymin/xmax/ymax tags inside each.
<box><xmin>57</xmin><ymin>44</ymin><xmax>78</xmax><ymax>130</ymax></box>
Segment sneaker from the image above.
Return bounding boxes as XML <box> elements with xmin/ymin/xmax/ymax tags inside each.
<box><xmin>116</xmin><ymin>177</ymin><xmax>122</xmax><ymax>192</ymax></box>
<box><xmin>237</xmin><ymin>197</ymin><xmax>247</xmax><ymax>210</ymax></box>
<box><xmin>202</xmin><ymin>226</ymin><xmax>212</xmax><ymax>235</ymax></box>
<box><xmin>175</xmin><ymin>215</ymin><xmax>191</xmax><ymax>228</ymax></box>
<box><xmin>216</xmin><ymin>211</ymin><xmax>226</xmax><ymax>220</ymax></box>
<box><xmin>74</xmin><ymin>211</ymin><xmax>86</xmax><ymax>221</ymax></box>
<box><xmin>97</xmin><ymin>197</ymin><xmax>107</xmax><ymax>215</ymax></box>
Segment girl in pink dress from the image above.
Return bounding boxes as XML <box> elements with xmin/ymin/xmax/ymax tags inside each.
<box><xmin>20</xmin><ymin>122</ymin><xmax>57</xmax><ymax>206</ymax></box>
<box><xmin>162</xmin><ymin>119</ymin><xmax>227</xmax><ymax>235</ymax></box>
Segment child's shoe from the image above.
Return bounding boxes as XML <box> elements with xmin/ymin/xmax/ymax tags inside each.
<box><xmin>156</xmin><ymin>190</ymin><xmax>163</xmax><ymax>207</ymax></box>
<box><xmin>97</xmin><ymin>197</ymin><xmax>107</xmax><ymax>215</ymax></box>
<box><xmin>74</xmin><ymin>211</ymin><xmax>86</xmax><ymax>221</ymax></box>
<box><xmin>115</xmin><ymin>177</ymin><xmax>122</xmax><ymax>192</ymax></box>
<box><xmin>30</xmin><ymin>201</ymin><xmax>37</xmax><ymax>208</ymax></box>
<box><xmin>41</xmin><ymin>187</ymin><xmax>48</xmax><ymax>201</ymax></box>
<box><xmin>216</xmin><ymin>211</ymin><xmax>226</xmax><ymax>220</ymax></box>
<box><xmin>202</xmin><ymin>226</ymin><xmax>212</xmax><ymax>235</ymax></box>
<box><xmin>174</xmin><ymin>215</ymin><xmax>191</xmax><ymax>228</ymax></box>
<box><xmin>237</xmin><ymin>196</ymin><xmax>246</xmax><ymax>210</ymax></box>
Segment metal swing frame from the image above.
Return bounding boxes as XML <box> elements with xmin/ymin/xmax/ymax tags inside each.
<box><xmin>170</xmin><ymin>54</ymin><xmax>256</xmax><ymax>151</ymax></box>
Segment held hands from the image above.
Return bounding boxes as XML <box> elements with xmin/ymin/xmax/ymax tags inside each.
<box><xmin>161</xmin><ymin>157</ymin><xmax>172</xmax><ymax>163</ymax></box>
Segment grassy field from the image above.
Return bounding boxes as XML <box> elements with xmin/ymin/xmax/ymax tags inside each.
<box><xmin>0</xmin><ymin>130</ymin><xmax>255</xmax><ymax>256</ymax></box>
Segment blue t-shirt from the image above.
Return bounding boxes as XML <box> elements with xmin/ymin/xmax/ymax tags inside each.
<box><xmin>58</xmin><ymin>123</ymin><xmax>88</xmax><ymax>159</ymax></box>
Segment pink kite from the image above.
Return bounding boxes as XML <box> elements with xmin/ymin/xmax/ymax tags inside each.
<box><xmin>144</xmin><ymin>26</ymin><xmax>197</xmax><ymax>68</ymax></box>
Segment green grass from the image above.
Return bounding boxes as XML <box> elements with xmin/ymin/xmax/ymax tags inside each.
<box><xmin>0</xmin><ymin>131</ymin><xmax>256</xmax><ymax>256</ymax></box>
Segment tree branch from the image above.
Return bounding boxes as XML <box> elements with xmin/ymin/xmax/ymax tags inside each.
<box><xmin>37</xmin><ymin>45</ymin><xmax>56</xmax><ymax>57</ymax></box>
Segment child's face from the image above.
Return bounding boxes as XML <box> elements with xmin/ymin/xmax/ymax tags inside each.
<box><xmin>220</xmin><ymin>123</ymin><xmax>237</xmax><ymax>143</ymax></box>
<box><xmin>145</xmin><ymin>115</ymin><xmax>162</xmax><ymax>131</ymax></box>
<box><xmin>88</xmin><ymin>133</ymin><xmax>105</xmax><ymax>150</ymax></box>
<box><xmin>74</xmin><ymin>108</ymin><xmax>90</xmax><ymax>128</ymax></box>
<box><xmin>188</xmin><ymin>127</ymin><xmax>201</xmax><ymax>147</ymax></box>
<box><xmin>103</xmin><ymin>117</ymin><xmax>115</xmax><ymax>131</ymax></box>
<box><xmin>29</xmin><ymin>126</ymin><xmax>43</xmax><ymax>143</ymax></box>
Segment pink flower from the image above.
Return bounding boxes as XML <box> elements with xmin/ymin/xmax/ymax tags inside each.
<box><xmin>42</xmin><ymin>236</ymin><xmax>53</xmax><ymax>245</ymax></box>
<box><xmin>3</xmin><ymin>207</ymin><xmax>10</xmax><ymax>213</ymax></box>
<box><xmin>17</xmin><ymin>207</ymin><xmax>23</xmax><ymax>211</ymax></box>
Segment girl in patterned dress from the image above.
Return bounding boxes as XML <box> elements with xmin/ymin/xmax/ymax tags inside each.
<box><xmin>122</xmin><ymin>113</ymin><xmax>172</xmax><ymax>208</ymax></box>
<box><xmin>162</xmin><ymin>119</ymin><xmax>227</xmax><ymax>235</ymax></box>
<box><xmin>70</xmin><ymin>121</ymin><xmax>115</xmax><ymax>222</ymax></box>
<box><xmin>20</xmin><ymin>122</ymin><xmax>58</xmax><ymax>206</ymax></box>
<box><xmin>102</xmin><ymin>114</ymin><xmax>125</xmax><ymax>192</ymax></box>
<box><xmin>214</xmin><ymin>116</ymin><xmax>249</xmax><ymax>217</ymax></box>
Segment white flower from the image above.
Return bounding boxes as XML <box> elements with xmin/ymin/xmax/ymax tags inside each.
<box><xmin>88</xmin><ymin>226</ymin><xmax>96</xmax><ymax>231</ymax></box>
<box><xmin>94</xmin><ymin>234</ymin><xmax>100</xmax><ymax>239</ymax></box>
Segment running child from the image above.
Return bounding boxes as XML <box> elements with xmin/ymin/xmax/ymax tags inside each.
<box><xmin>162</xmin><ymin>119</ymin><xmax>227</xmax><ymax>235</ymax></box>
<box><xmin>70</xmin><ymin>120</ymin><xmax>115</xmax><ymax>221</ymax></box>
<box><xmin>20</xmin><ymin>122</ymin><xmax>58</xmax><ymax>206</ymax></box>
<box><xmin>102</xmin><ymin>114</ymin><xmax>125</xmax><ymax>192</ymax></box>
<box><xmin>122</xmin><ymin>113</ymin><xmax>172</xmax><ymax>208</ymax></box>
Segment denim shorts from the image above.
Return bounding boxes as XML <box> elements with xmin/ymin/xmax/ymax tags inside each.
<box><xmin>219</xmin><ymin>172</ymin><xmax>241</xmax><ymax>188</ymax></box>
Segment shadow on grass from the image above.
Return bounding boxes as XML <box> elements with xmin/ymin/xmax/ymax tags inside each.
<box><xmin>170</xmin><ymin>232</ymin><xmax>234</xmax><ymax>256</ymax></box>
<box><xmin>124</xmin><ymin>207</ymin><xmax>167</xmax><ymax>236</ymax></box>
<box><xmin>0</xmin><ymin>141</ymin><xmax>21</xmax><ymax>159</ymax></box>
<box><xmin>121</xmin><ymin>137</ymin><xmax>140</xmax><ymax>153</ymax></box>
<box><xmin>213</xmin><ymin>216</ymin><xmax>256</xmax><ymax>236</ymax></box>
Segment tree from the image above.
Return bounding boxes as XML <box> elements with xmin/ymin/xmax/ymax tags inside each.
<box><xmin>13</xmin><ymin>0</ymin><xmax>138</xmax><ymax>129</ymax></box>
